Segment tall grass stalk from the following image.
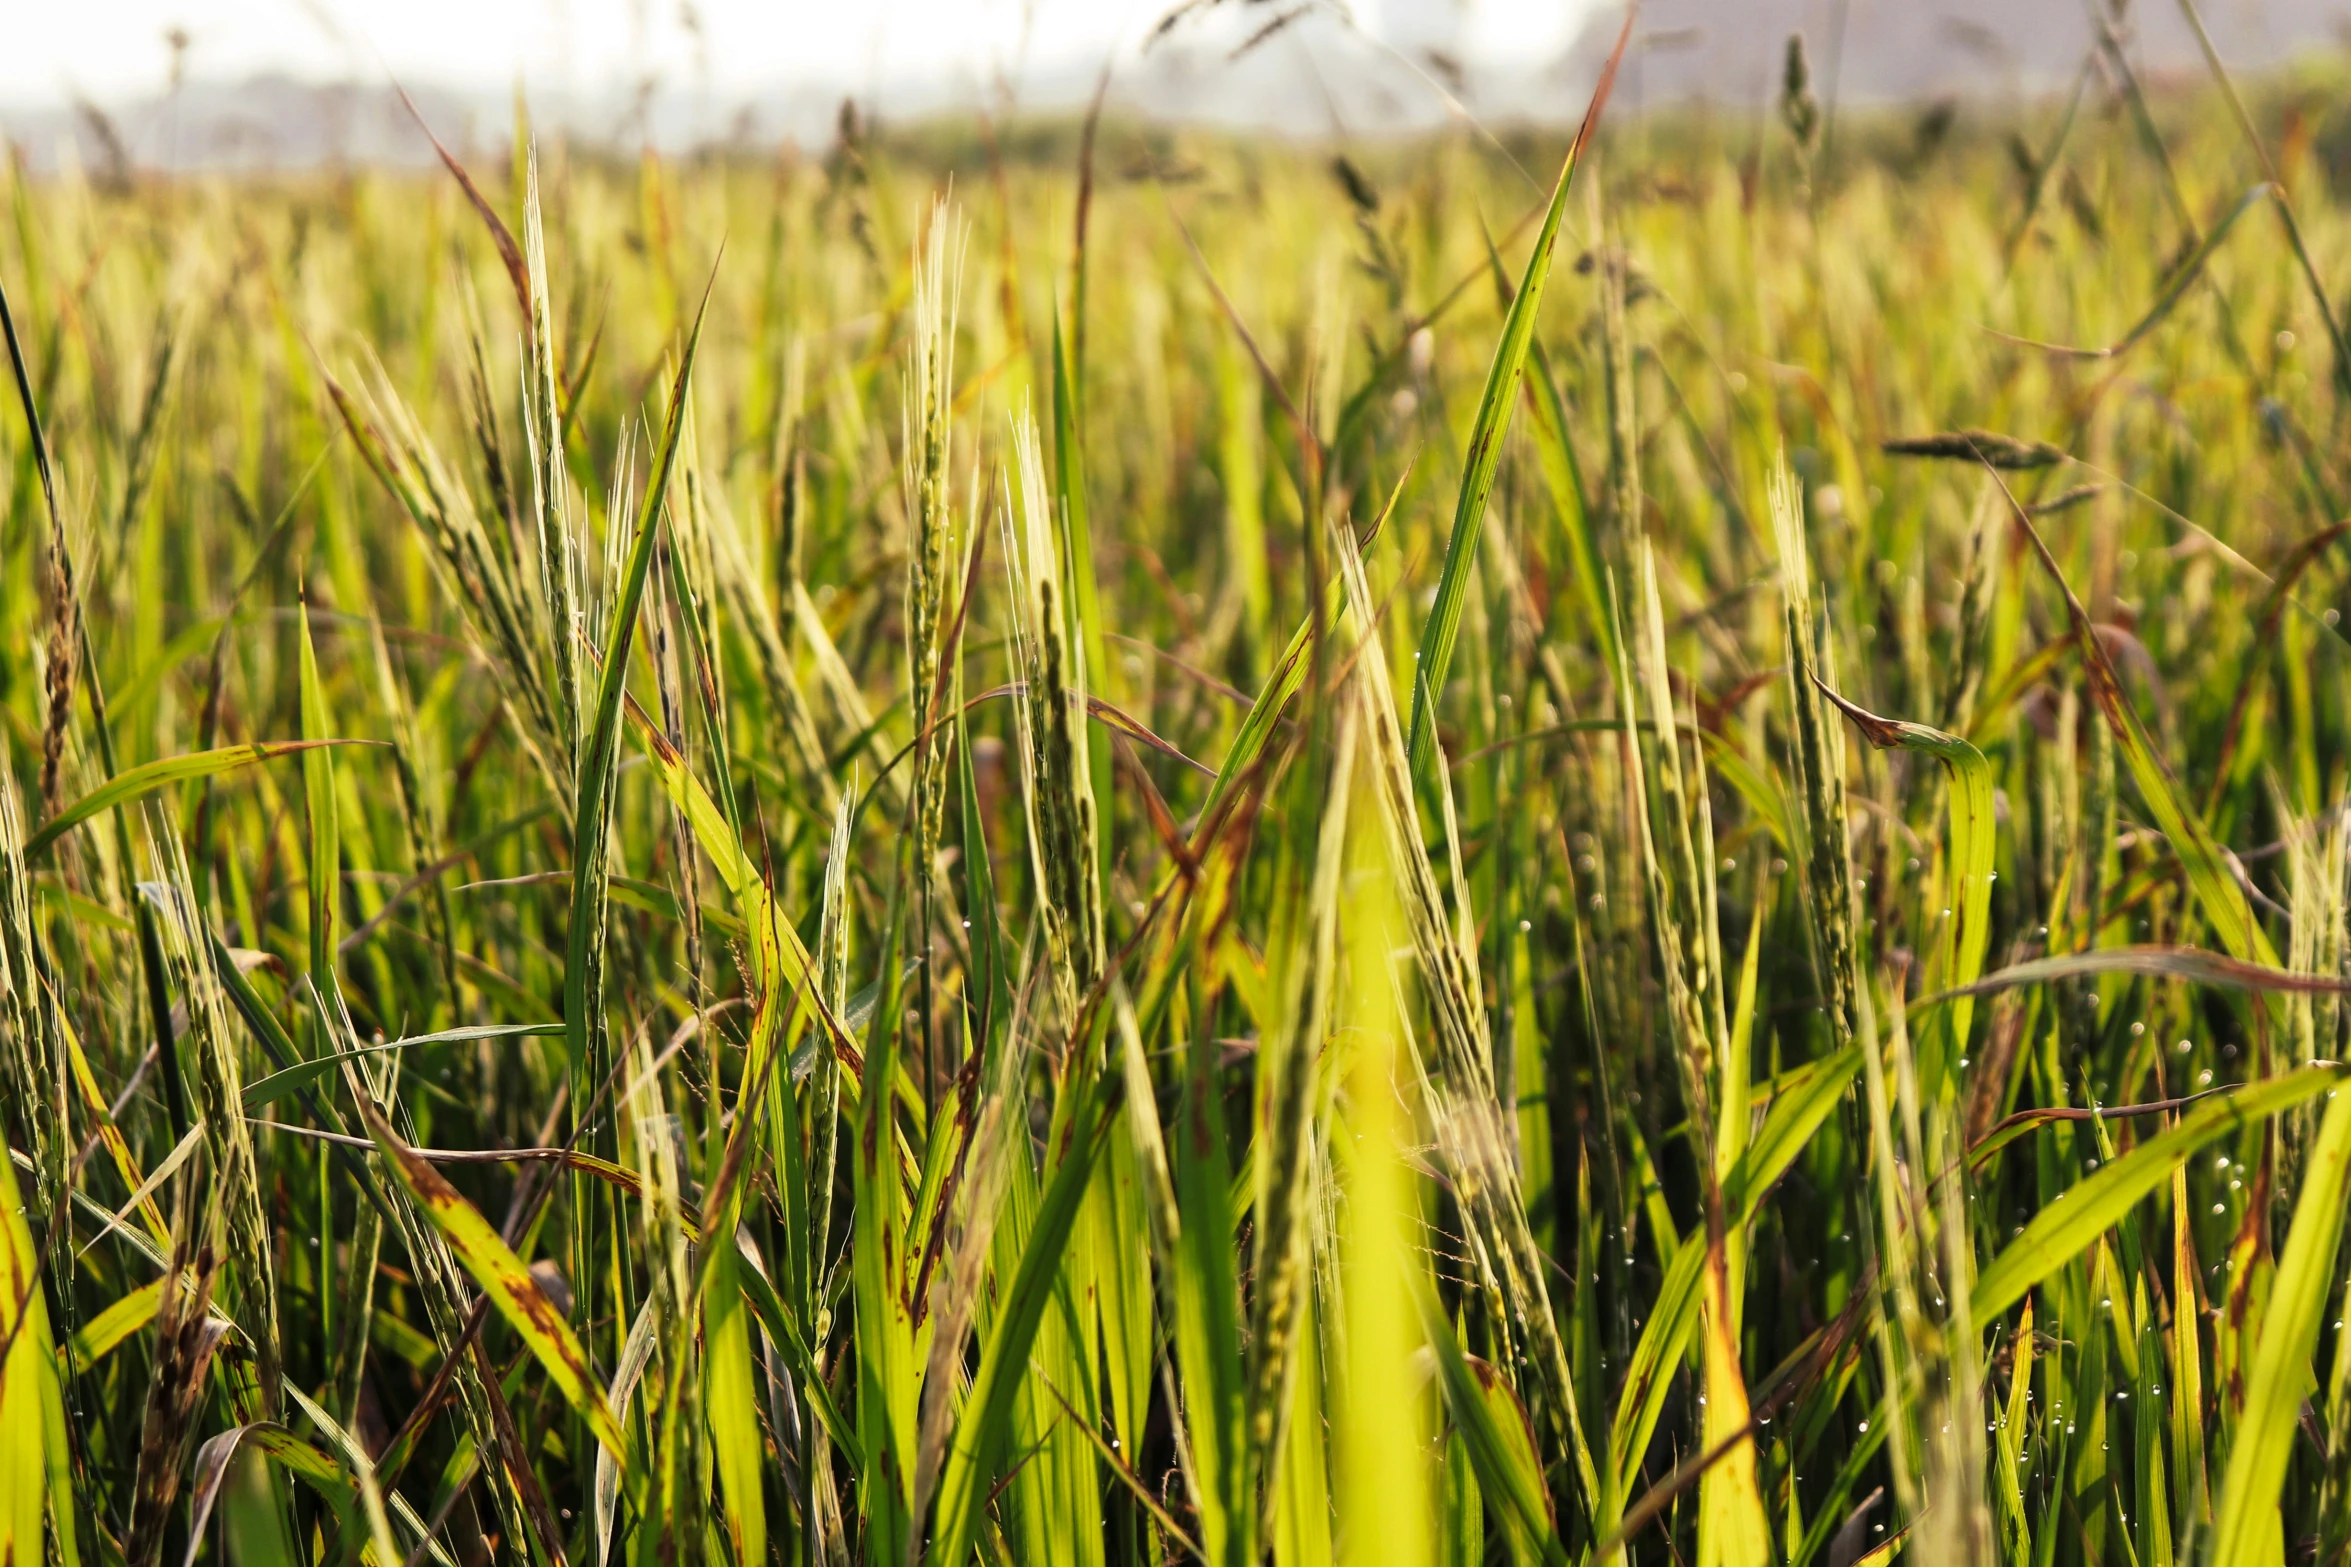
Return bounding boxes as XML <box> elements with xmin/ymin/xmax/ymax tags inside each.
<box><xmin>7</xmin><ymin>58</ymin><xmax>2351</xmax><ymax>1567</ymax></box>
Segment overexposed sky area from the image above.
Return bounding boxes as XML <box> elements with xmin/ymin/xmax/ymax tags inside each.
<box><xmin>4</xmin><ymin>0</ymin><xmax>1604</xmax><ymax>106</ymax></box>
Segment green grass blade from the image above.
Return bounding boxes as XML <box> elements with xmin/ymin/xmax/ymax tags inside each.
<box><xmin>729</xmin><ymin>1238</ymin><xmax>852</xmax><ymax>1449</ymax></box>
<box><xmin>297</xmin><ymin>604</ymin><xmax>340</xmax><ymax>986</ymax></box>
<box><xmin>851</xmin><ymin>914</ymin><xmax>916</xmax><ymax>1560</ymax></box>
<box><xmin>1172</xmin><ymin>1024</ymin><xmax>1249</xmax><ymax>1565</ymax></box>
<box><xmin>1812</xmin><ymin>678</ymin><xmax>1996</xmax><ymax>1084</ymax></box>
<box><xmin>1412</xmin><ymin>1278</ymin><xmax>1569</xmax><ymax>1567</ymax></box>
<box><xmin>1610</xmin><ymin>1047</ymin><xmax>1861</xmax><ymax>1495</ymax></box>
<box><xmin>1695</xmin><ymin>1231</ymin><xmax>1773</xmax><ymax>1567</ymax></box>
<box><xmin>700</xmin><ymin>1239</ymin><xmax>768</xmax><ymax>1567</ymax></box>
<box><xmin>1403</xmin><ymin>40</ymin><xmax>1622</xmax><ymax>780</ymax></box>
<box><xmin>564</xmin><ymin>286</ymin><xmax>711</xmax><ymax>1122</ymax></box>
<box><xmin>1522</xmin><ymin>339</ymin><xmax>1613</xmax><ymax>670</ymax></box>
<box><xmin>927</xmin><ymin>1073</ymin><xmax>1119</xmax><ymax>1567</ymax></box>
<box><xmin>2207</xmin><ymin>1087</ymin><xmax>2351</xmax><ymax>1564</ymax></box>
<box><xmin>186</xmin><ymin>1422</ymin><xmax>390</xmax><ymax>1567</ymax></box>
<box><xmin>23</xmin><ymin>741</ymin><xmax>366</xmax><ymax>860</ymax></box>
<box><xmin>346</xmin><ymin>1085</ymin><xmax>628</xmax><ymax>1458</ymax></box>
<box><xmin>0</xmin><ymin>1118</ymin><xmax>68</xmax><ymax>1567</ymax></box>
<box><xmin>241</xmin><ymin>1023</ymin><xmax>561</xmax><ymax>1112</ymax></box>
<box><xmin>2004</xmin><ymin>490</ymin><xmax>2279</xmax><ymax>969</ymax></box>
<box><xmin>1972</xmin><ymin>1065</ymin><xmax>2346</xmax><ymax>1321</ymax></box>
<box><xmin>1196</xmin><ymin>461</ymin><xmax>1409</xmax><ymax>836</ymax></box>
<box><xmin>1334</xmin><ymin>757</ymin><xmax>1432</xmax><ymax>1567</ymax></box>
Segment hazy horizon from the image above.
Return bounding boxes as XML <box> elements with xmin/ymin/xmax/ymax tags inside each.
<box><xmin>2</xmin><ymin>0</ymin><xmax>1601</xmax><ymax>111</ymax></box>
<box><xmin>11</xmin><ymin>0</ymin><xmax>2351</xmax><ymax>171</ymax></box>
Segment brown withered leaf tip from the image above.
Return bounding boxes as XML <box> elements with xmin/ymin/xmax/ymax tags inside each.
<box><xmin>1804</xmin><ymin>667</ymin><xmax>1906</xmax><ymax>749</ymax></box>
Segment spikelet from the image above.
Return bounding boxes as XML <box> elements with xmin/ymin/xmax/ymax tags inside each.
<box><xmin>1244</xmin><ymin>690</ymin><xmax>1355</xmax><ymax>1511</ymax></box>
<box><xmin>1002</xmin><ymin>408</ymin><xmax>1104</xmax><ymax>1027</ymax></box>
<box><xmin>902</xmin><ymin>200</ymin><xmax>967</xmax><ymax>886</ymax></box>
<box><xmin>1330</xmin><ymin>517</ymin><xmax>1586</xmax><ymax>1481</ymax></box>
<box><xmin>329</xmin><ymin>353</ymin><xmax>570</xmax><ymax>798</ymax></box>
<box><xmin>522</xmin><ymin>141</ymin><xmax>586</xmax><ymax>775</ymax></box>
<box><xmin>1770</xmin><ymin>459</ymin><xmax>1861</xmax><ymax>1045</ymax></box>
<box><xmin>141</xmin><ymin>810</ymin><xmax>283</xmax><ymax>1407</ymax></box>
<box><xmin>0</xmin><ymin>738</ymin><xmax>60</xmax><ymax>1189</ymax></box>
<box><xmin>123</xmin><ymin>1170</ymin><xmax>224</xmax><ymax>1567</ymax></box>
<box><xmin>37</xmin><ymin>510</ymin><xmax>80</xmax><ymax>822</ymax></box>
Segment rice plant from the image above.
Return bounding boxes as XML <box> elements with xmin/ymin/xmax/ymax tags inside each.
<box><xmin>10</xmin><ymin>15</ymin><xmax>2351</xmax><ymax>1566</ymax></box>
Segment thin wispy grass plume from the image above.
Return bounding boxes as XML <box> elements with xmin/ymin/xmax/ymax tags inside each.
<box><xmin>13</xmin><ymin>9</ymin><xmax>2351</xmax><ymax>1565</ymax></box>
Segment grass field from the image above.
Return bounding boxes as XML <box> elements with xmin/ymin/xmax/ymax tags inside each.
<box><xmin>8</xmin><ymin>19</ymin><xmax>2351</xmax><ymax>1567</ymax></box>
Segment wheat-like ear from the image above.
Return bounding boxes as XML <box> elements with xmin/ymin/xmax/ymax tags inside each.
<box><xmin>123</xmin><ymin>1178</ymin><xmax>223</xmax><ymax>1567</ymax></box>
<box><xmin>703</xmin><ymin>436</ymin><xmax>835</xmax><ymax>810</ymax></box>
<box><xmin>142</xmin><ymin>808</ymin><xmax>283</xmax><ymax>1410</ymax></box>
<box><xmin>1243</xmin><ymin>685</ymin><xmax>1355</xmax><ymax>1525</ymax></box>
<box><xmin>903</xmin><ymin>201</ymin><xmax>968</xmax><ymax>1095</ymax></box>
<box><xmin>1002</xmin><ymin>405</ymin><xmax>1103</xmax><ymax>1028</ymax></box>
<box><xmin>522</xmin><ymin>139</ymin><xmax>584</xmax><ymax>776</ymax></box>
<box><xmin>1770</xmin><ymin>456</ymin><xmax>1861</xmax><ymax>1046</ymax></box>
<box><xmin>809</xmin><ymin>784</ymin><xmax>853</xmax><ymax>1279</ymax></box>
<box><xmin>0</xmin><ymin>738</ymin><xmax>61</xmax><ymax>1194</ymax></box>
<box><xmin>1329</xmin><ymin>515</ymin><xmax>1588</xmax><ymax>1493</ymax></box>
<box><xmin>331</xmin><ymin>352</ymin><xmax>570</xmax><ymax>799</ymax></box>
<box><xmin>902</xmin><ymin>198</ymin><xmax>967</xmax><ymax>810</ymax></box>
<box><xmin>37</xmin><ymin>508</ymin><xmax>82</xmax><ymax>824</ymax></box>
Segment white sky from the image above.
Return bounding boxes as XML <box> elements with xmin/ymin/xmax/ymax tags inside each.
<box><xmin>6</xmin><ymin>1</ymin><xmax>1604</xmax><ymax>106</ymax></box>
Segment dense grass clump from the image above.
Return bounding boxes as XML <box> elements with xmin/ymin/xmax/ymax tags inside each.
<box><xmin>11</xmin><ymin>40</ymin><xmax>2351</xmax><ymax>1567</ymax></box>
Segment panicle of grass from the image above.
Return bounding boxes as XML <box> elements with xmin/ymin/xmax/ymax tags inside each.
<box><xmin>3</xmin><ymin>267</ymin><xmax>82</xmax><ymax>824</ymax></box>
<box><xmin>112</xmin><ymin>305</ymin><xmax>179</xmax><ymax>539</ymax></box>
<box><xmin>522</xmin><ymin>142</ymin><xmax>585</xmax><ymax>775</ymax></box>
<box><xmin>805</xmin><ymin>786</ymin><xmax>850</xmax><ymax>1438</ymax></box>
<box><xmin>1617</xmin><ymin>542</ymin><xmax>1722</xmax><ymax>1174</ymax></box>
<box><xmin>37</xmin><ymin>545</ymin><xmax>80</xmax><ymax>821</ymax></box>
<box><xmin>1333</xmin><ymin>517</ymin><xmax>1587</xmax><ymax>1499</ymax></box>
<box><xmin>330</xmin><ymin>356</ymin><xmax>570</xmax><ymax>795</ymax></box>
<box><xmin>1941</xmin><ymin>483</ymin><xmax>2002</xmax><ymax>733</ymax></box>
<box><xmin>902</xmin><ymin>201</ymin><xmax>966</xmax><ymax>868</ymax></box>
<box><xmin>0</xmin><ymin>743</ymin><xmax>60</xmax><ymax>1188</ymax></box>
<box><xmin>1002</xmin><ymin>406</ymin><xmax>1104</xmax><ymax>1027</ymax></box>
<box><xmin>1880</xmin><ymin>429</ymin><xmax>2066</xmax><ymax>469</ymax></box>
<box><xmin>141</xmin><ymin>815</ymin><xmax>283</xmax><ymax>1410</ymax></box>
<box><xmin>23</xmin><ymin>64</ymin><xmax>2351</xmax><ymax>1567</ymax></box>
<box><xmin>460</xmin><ymin>271</ymin><xmax>524</xmax><ymax>546</ymax></box>
<box><xmin>1242</xmin><ymin>672</ymin><xmax>1353</xmax><ymax>1526</ymax></box>
<box><xmin>123</xmin><ymin>1184</ymin><xmax>222</xmax><ymax>1567</ymax></box>
<box><xmin>1599</xmin><ymin>212</ymin><xmax>1641</xmax><ymax>572</ymax></box>
<box><xmin>702</xmin><ymin>429</ymin><xmax>836</xmax><ymax>808</ymax></box>
<box><xmin>1770</xmin><ymin>460</ymin><xmax>1862</xmax><ymax>1046</ymax></box>
<box><xmin>362</xmin><ymin>613</ymin><xmax>461</xmax><ymax>1011</ymax></box>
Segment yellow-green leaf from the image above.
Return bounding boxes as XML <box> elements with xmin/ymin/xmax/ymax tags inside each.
<box><xmin>2208</xmin><ymin>1085</ymin><xmax>2351</xmax><ymax>1565</ymax></box>
<box><xmin>1973</xmin><ymin>1065</ymin><xmax>2345</xmax><ymax>1322</ymax></box>
<box><xmin>348</xmin><ymin>1087</ymin><xmax>627</xmax><ymax>1457</ymax></box>
<box><xmin>0</xmin><ymin>1136</ymin><xmax>72</xmax><ymax>1567</ymax></box>
<box><xmin>24</xmin><ymin>740</ymin><xmax>371</xmax><ymax>860</ymax></box>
